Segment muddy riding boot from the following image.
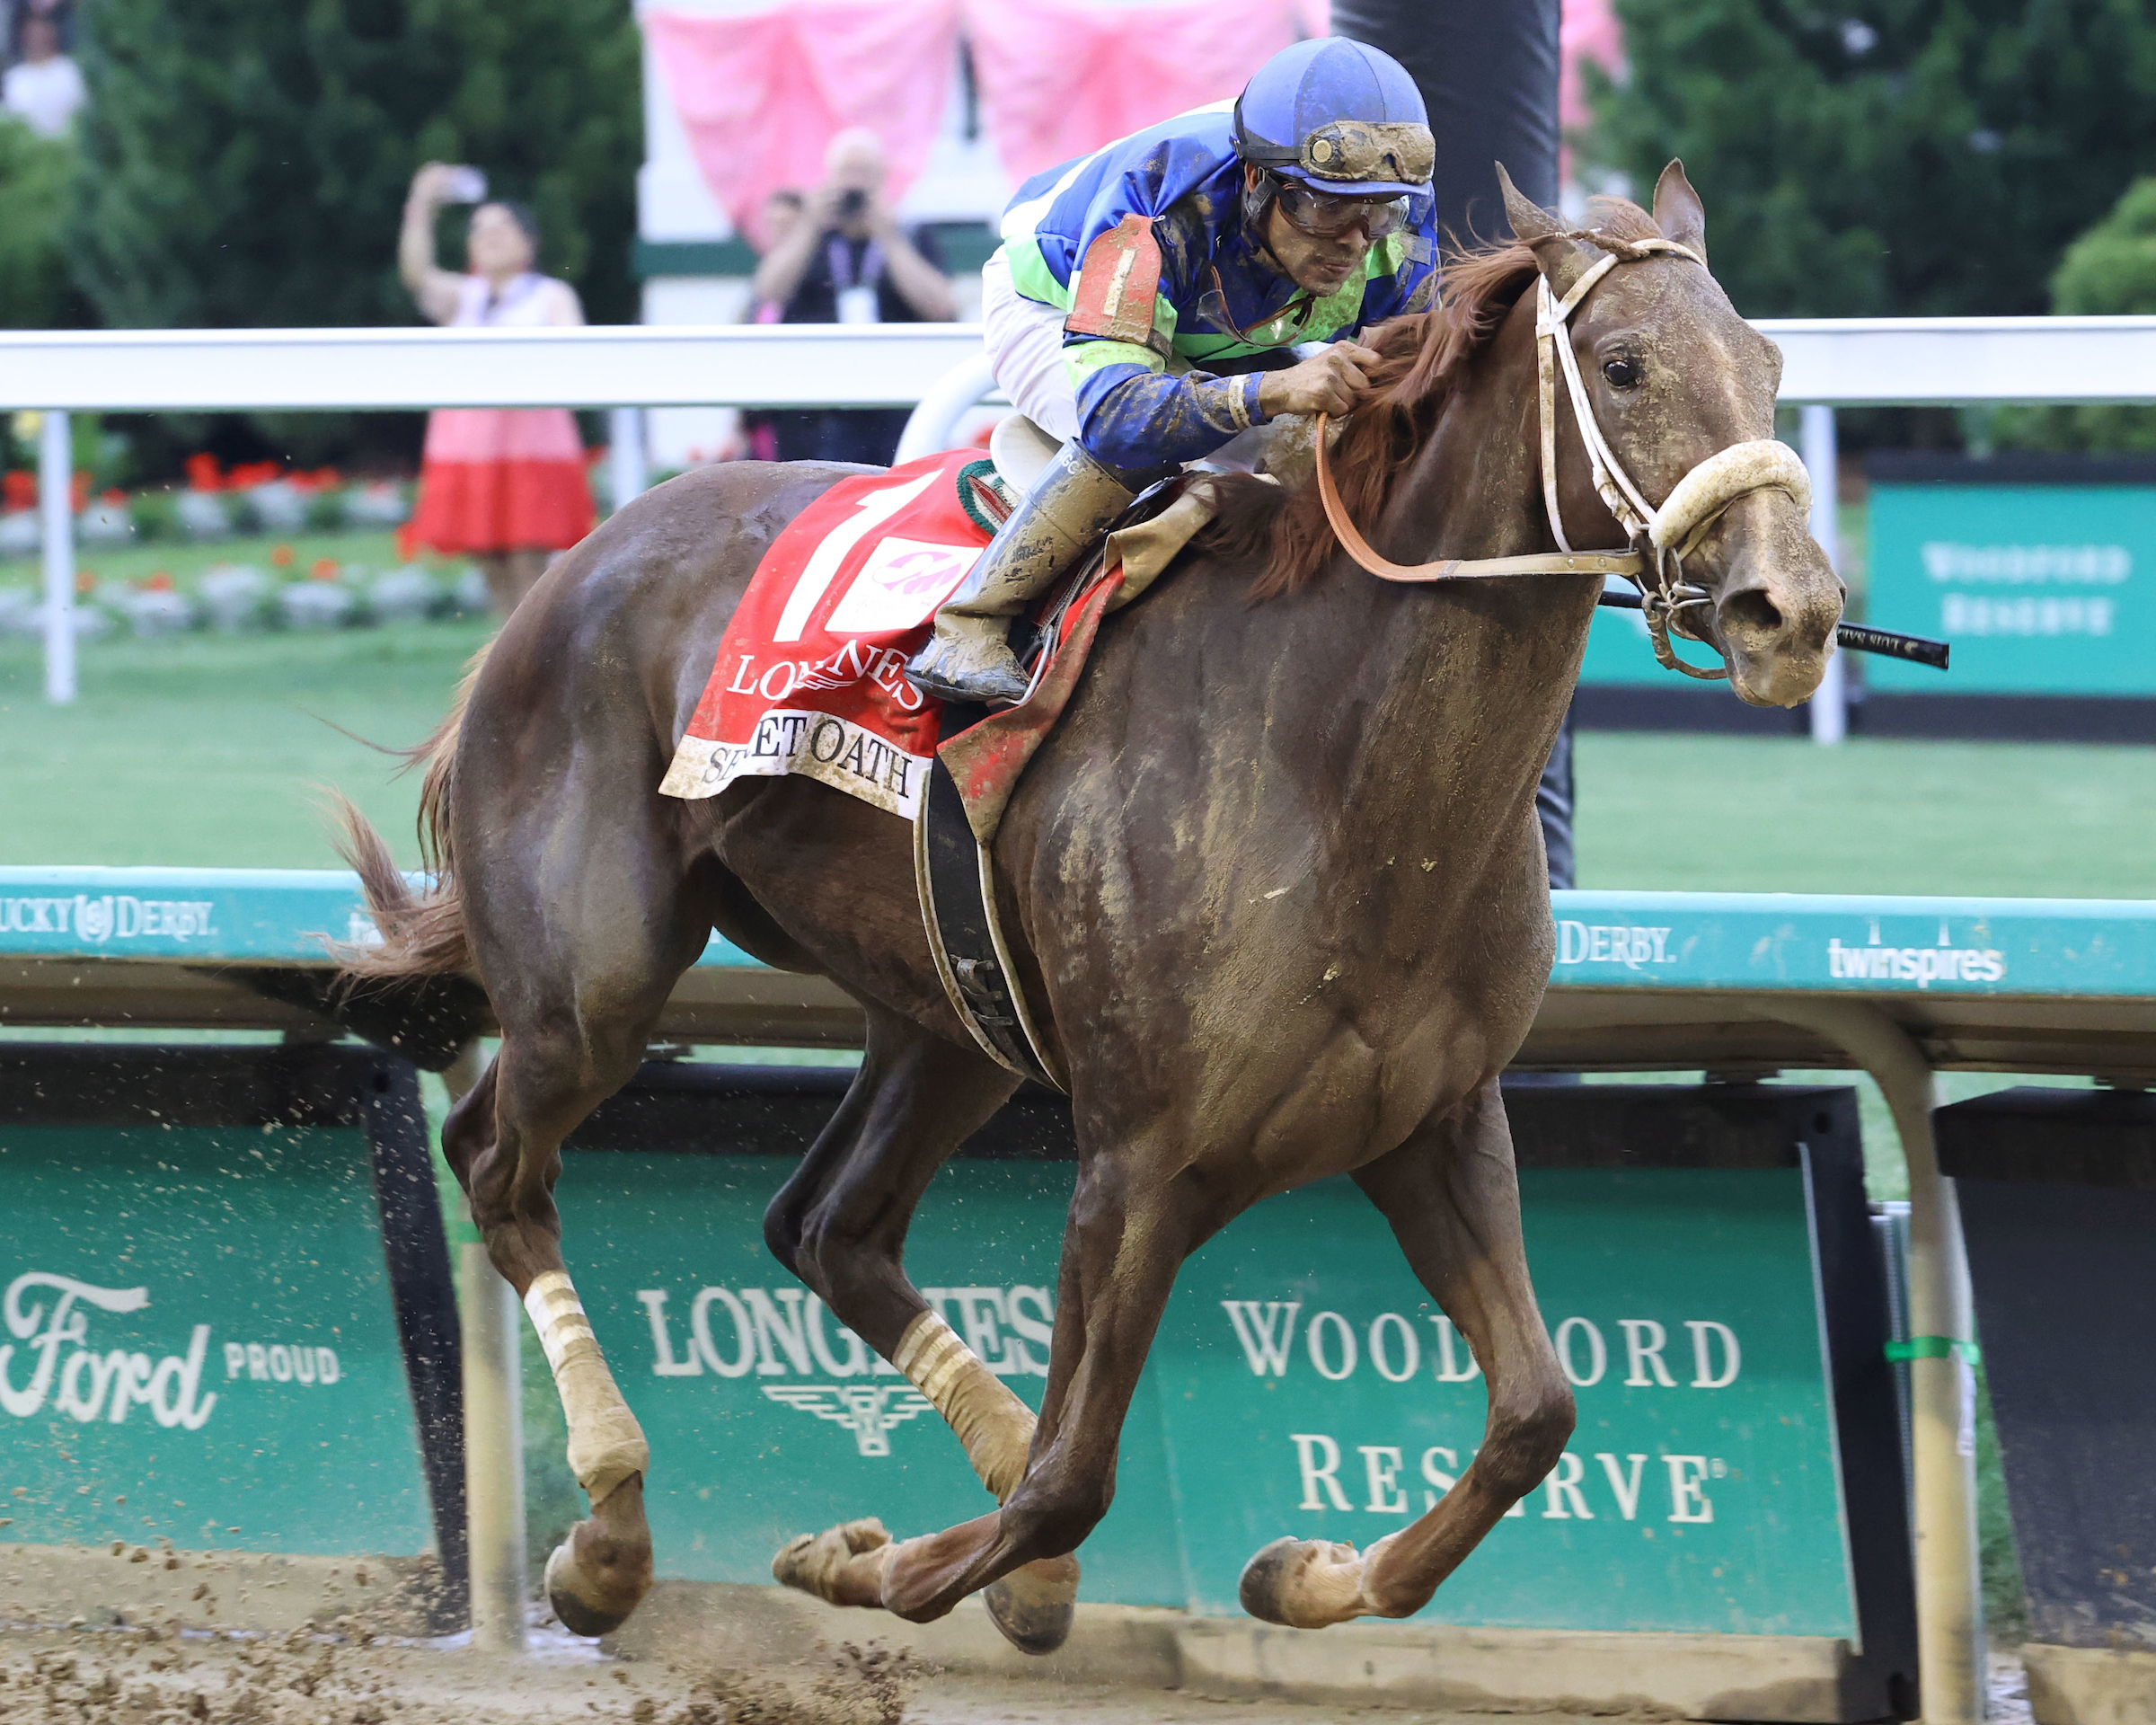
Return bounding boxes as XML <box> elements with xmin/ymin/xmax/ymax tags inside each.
<box><xmin>906</xmin><ymin>440</ymin><xmax>1145</xmax><ymax>706</ymax></box>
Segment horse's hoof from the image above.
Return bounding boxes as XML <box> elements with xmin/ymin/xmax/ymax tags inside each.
<box><xmin>771</xmin><ymin>1517</ymin><xmax>897</xmax><ymax>1609</ymax></box>
<box><xmin>984</xmin><ymin>1553</ymin><xmax>1080</xmax><ymax>1656</ymax></box>
<box><xmin>1237</xmin><ymin>1535</ymin><xmax>1365</xmax><ymax>1630</ymax></box>
<box><xmin>543</xmin><ymin>1481</ymin><xmax>654</xmax><ymax>1638</ymax></box>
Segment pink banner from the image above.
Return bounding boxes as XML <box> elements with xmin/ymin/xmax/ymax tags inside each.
<box><xmin>647</xmin><ymin>1</ymin><xmax>959</xmax><ymax>240</ymax></box>
<box><xmin>964</xmin><ymin>0</ymin><xmax>1307</xmax><ymax>188</ymax></box>
<box><xmin>1560</xmin><ymin>0</ymin><xmax>1623</xmax><ymax>179</ymax></box>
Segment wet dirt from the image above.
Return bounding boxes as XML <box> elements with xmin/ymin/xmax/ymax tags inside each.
<box><xmin>0</xmin><ymin>1621</ymin><xmax>1704</xmax><ymax>1725</ymax></box>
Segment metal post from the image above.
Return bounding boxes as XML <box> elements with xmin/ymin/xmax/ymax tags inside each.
<box><xmin>40</xmin><ymin>409</ymin><xmax>75</xmax><ymax>704</ymax></box>
<box><xmin>1753</xmin><ymin>1001</ymin><xmax>1984</xmax><ymax>1725</ymax></box>
<box><xmin>461</xmin><ymin>1242</ymin><xmax>528</xmax><ymax>1652</ymax></box>
<box><xmin>608</xmin><ymin>407</ymin><xmax>648</xmax><ymax>516</ymax></box>
<box><xmin>1800</xmin><ymin>404</ymin><xmax>1847</xmax><ymax>745</ymax></box>
<box><xmin>444</xmin><ymin>1043</ymin><xmax>527</xmax><ymax>1653</ymax></box>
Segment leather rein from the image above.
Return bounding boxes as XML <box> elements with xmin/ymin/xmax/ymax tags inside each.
<box><xmin>1312</xmin><ymin>236</ymin><xmax>1814</xmax><ymax>681</ymax></box>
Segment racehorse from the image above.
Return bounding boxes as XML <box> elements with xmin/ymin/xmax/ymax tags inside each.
<box><xmin>334</xmin><ymin>167</ymin><xmax>1840</xmax><ymax>1650</ymax></box>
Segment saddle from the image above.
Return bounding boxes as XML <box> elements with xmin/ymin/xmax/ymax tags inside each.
<box><xmin>921</xmin><ymin>419</ymin><xmax>1207</xmax><ymax>1094</ymax></box>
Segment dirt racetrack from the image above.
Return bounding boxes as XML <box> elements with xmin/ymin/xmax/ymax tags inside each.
<box><xmin>0</xmin><ymin>1621</ymin><xmax>1681</xmax><ymax>1725</ymax></box>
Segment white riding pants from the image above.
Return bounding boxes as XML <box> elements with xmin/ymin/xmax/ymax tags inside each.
<box><xmin>982</xmin><ymin>248</ymin><xmax>1081</xmax><ymax>444</ymax></box>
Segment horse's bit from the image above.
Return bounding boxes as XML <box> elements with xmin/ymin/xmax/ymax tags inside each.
<box><xmin>1313</xmin><ymin>235</ymin><xmax>1814</xmax><ymax>680</ymax></box>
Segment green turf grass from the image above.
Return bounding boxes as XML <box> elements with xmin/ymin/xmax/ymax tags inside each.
<box><xmin>9</xmin><ymin>623</ymin><xmax>2154</xmax><ymax>895</ymax></box>
<box><xmin>1576</xmin><ymin>730</ymin><xmax>2156</xmax><ymax>899</ymax></box>
<box><xmin>0</xmin><ymin>619</ymin><xmax>492</xmax><ymax>868</ymax></box>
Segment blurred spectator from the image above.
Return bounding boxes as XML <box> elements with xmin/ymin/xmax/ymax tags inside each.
<box><xmin>740</xmin><ymin>187</ymin><xmax>807</xmax><ymax>462</ymax></box>
<box><xmin>749</xmin><ymin>187</ymin><xmax>806</xmax><ymax>323</ymax></box>
<box><xmin>397</xmin><ymin>162</ymin><xmax>595</xmax><ymax>615</ymax></box>
<box><xmin>6</xmin><ymin>0</ymin><xmax>73</xmax><ymax>58</ymax></box>
<box><xmin>750</xmin><ymin>128</ymin><xmax>953</xmax><ymax>466</ymax></box>
<box><xmin>4</xmin><ymin>15</ymin><xmax>84</xmax><ymax>137</ymax></box>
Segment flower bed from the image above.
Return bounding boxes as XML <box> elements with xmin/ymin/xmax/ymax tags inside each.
<box><xmin>0</xmin><ymin>456</ymin><xmax>511</xmax><ymax>640</ymax></box>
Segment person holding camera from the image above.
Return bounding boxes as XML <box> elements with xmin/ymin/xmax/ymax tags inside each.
<box><xmin>749</xmin><ymin>128</ymin><xmax>955</xmax><ymax>466</ymax></box>
<box><xmin>398</xmin><ymin>162</ymin><xmax>595</xmax><ymax>615</ymax></box>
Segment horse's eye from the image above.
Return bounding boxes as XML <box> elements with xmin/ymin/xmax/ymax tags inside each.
<box><xmin>1604</xmin><ymin>358</ymin><xmax>1641</xmax><ymax>388</ymax></box>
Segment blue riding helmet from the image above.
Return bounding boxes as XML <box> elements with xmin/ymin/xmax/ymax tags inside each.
<box><xmin>1233</xmin><ymin>37</ymin><xmax>1435</xmax><ymax>200</ymax></box>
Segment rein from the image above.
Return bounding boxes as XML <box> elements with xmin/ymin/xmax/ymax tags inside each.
<box><xmin>1312</xmin><ymin>235</ymin><xmax>1813</xmax><ymax>681</ymax></box>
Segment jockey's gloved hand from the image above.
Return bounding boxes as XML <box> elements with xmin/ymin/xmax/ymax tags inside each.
<box><xmin>1258</xmin><ymin>342</ymin><xmax>1382</xmax><ymax>420</ymax></box>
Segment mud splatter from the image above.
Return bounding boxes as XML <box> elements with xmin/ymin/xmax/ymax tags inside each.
<box><xmin>0</xmin><ymin>1627</ymin><xmax>915</xmax><ymax>1725</ymax></box>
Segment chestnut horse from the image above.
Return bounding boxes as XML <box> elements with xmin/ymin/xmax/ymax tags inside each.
<box><xmin>337</xmin><ymin>168</ymin><xmax>1839</xmax><ymax>1649</ymax></box>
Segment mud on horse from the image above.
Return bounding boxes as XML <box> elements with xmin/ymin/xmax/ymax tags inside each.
<box><xmin>333</xmin><ymin>165</ymin><xmax>1841</xmax><ymax>1649</ymax></box>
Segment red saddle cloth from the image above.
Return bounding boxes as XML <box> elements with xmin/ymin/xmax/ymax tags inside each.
<box><xmin>660</xmin><ymin>450</ymin><xmax>1125</xmax><ymax>832</ymax></box>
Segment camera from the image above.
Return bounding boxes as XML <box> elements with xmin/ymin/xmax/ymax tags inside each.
<box><xmin>837</xmin><ymin>188</ymin><xmax>868</xmax><ymax>220</ymax></box>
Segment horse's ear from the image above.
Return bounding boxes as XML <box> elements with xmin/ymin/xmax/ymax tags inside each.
<box><xmin>1496</xmin><ymin>162</ymin><xmax>1596</xmax><ymax>296</ymax></box>
<box><xmin>1652</xmin><ymin>160</ymin><xmax>1708</xmax><ymax>264</ymax></box>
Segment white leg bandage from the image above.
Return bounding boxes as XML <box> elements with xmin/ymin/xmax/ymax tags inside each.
<box><xmin>893</xmin><ymin>1309</ymin><xmax>1035</xmax><ymax>1501</ymax></box>
<box><xmin>525</xmin><ymin>1270</ymin><xmax>649</xmax><ymax>1504</ymax></box>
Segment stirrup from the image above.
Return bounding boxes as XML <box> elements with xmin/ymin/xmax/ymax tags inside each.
<box><xmin>906</xmin><ymin>634</ymin><xmax>1033</xmax><ymax>707</ymax></box>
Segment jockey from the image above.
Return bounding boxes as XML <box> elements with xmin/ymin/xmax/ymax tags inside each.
<box><xmin>906</xmin><ymin>36</ymin><xmax>1440</xmax><ymax>705</ymax></box>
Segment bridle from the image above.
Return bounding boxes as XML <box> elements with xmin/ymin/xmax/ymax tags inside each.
<box><xmin>1313</xmin><ymin>234</ymin><xmax>1813</xmax><ymax>680</ymax></box>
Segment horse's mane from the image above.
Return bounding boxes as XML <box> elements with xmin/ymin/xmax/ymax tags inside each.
<box><xmin>1201</xmin><ymin>201</ymin><xmax>1664</xmax><ymax>597</ymax></box>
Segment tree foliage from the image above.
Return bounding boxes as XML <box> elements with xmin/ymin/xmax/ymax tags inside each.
<box><xmin>0</xmin><ymin>119</ymin><xmax>83</xmax><ymax>329</ymax></box>
<box><xmin>1993</xmin><ymin>176</ymin><xmax>2156</xmax><ymax>451</ymax></box>
<box><xmin>2050</xmin><ymin>177</ymin><xmax>2156</xmax><ymax>316</ymax></box>
<box><xmin>1588</xmin><ymin>1</ymin><xmax>2156</xmax><ymax>318</ymax></box>
<box><xmin>66</xmin><ymin>0</ymin><xmax>642</xmax><ymax>331</ymax></box>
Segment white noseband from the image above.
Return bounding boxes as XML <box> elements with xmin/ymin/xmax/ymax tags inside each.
<box><xmin>1650</xmin><ymin>438</ymin><xmax>1811</xmax><ymax>556</ymax></box>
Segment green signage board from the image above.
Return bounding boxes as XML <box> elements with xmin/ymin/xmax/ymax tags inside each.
<box><xmin>12</xmin><ymin>867</ymin><xmax>2156</xmax><ymax>1005</ymax></box>
<box><xmin>1867</xmin><ymin>479</ymin><xmax>2156</xmax><ymax>696</ymax></box>
<box><xmin>1157</xmin><ymin>1166</ymin><xmax>1851</xmax><ymax>1634</ymax></box>
<box><xmin>557</xmin><ymin>1076</ymin><xmax>1910</xmax><ymax>1656</ymax></box>
<box><xmin>554</xmin><ymin>1152</ymin><xmax>1183</xmax><ymax>1606</ymax></box>
<box><xmin>1577</xmin><ymin>598</ymin><xmax>1681</xmax><ymax>688</ymax></box>
<box><xmin>0</xmin><ymin>1047</ymin><xmax>462</xmax><ymax>1573</ymax></box>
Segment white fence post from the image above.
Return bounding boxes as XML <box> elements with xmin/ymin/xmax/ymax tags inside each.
<box><xmin>461</xmin><ymin>1242</ymin><xmax>528</xmax><ymax>1652</ymax></box>
<box><xmin>608</xmin><ymin>407</ymin><xmax>648</xmax><ymax>514</ymax></box>
<box><xmin>445</xmin><ymin>1041</ymin><xmax>527</xmax><ymax>1653</ymax></box>
<box><xmin>1800</xmin><ymin>403</ymin><xmax>1847</xmax><ymax>746</ymax></box>
<box><xmin>40</xmin><ymin>409</ymin><xmax>74</xmax><ymax>705</ymax></box>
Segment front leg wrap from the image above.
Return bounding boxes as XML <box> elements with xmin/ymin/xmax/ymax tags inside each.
<box><xmin>525</xmin><ymin>1270</ymin><xmax>649</xmax><ymax>1502</ymax></box>
<box><xmin>893</xmin><ymin>1310</ymin><xmax>1035</xmax><ymax>1500</ymax></box>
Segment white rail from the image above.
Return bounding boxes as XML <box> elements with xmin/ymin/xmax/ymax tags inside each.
<box><xmin>0</xmin><ymin>324</ymin><xmax>985</xmax><ymax>412</ymax></box>
<box><xmin>1762</xmin><ymin>314</ymin><xmax>2156</xmax><ymax>405</ymax></box>
<box><xmin>1</xmin><ymin>316</ymin><xmax>2152</xmax><ymax>413</ymax></box>
<box><xmin>14</xmin><ymin>316</ymin><xmax>2156</xmax><ymax>704</ymax></box>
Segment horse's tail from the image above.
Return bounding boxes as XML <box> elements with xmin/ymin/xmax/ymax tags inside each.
<box><xmin>329</xmin><ymin>641</ymin><xmax>490</xmax><ymax>980</ymax></box>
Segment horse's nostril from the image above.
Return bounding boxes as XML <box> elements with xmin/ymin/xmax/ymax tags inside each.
<box><xmin>1720</xmin><ymin>589</ymin><xmax>1784</xmax><ymax>639</ymax></box>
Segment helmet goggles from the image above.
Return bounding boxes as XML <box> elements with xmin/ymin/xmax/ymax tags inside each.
<box><xmin>1268</xmin><ymin>176</ymin><xmax>1411</xmax><ymax>241</ymax></box>
<box><xmin>1235</xmin><ymin>108</ymin><xmax>1436</xmax><ymax>199</ymax></box>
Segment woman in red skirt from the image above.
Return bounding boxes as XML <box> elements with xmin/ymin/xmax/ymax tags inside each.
<box><xmin>399</xmin><ymin>163</ymin><xmax>596</xmax><ymax>614</ymax></box>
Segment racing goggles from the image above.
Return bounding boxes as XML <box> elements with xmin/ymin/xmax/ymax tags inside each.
<box><xmin>1236</xmin><ymin>114</ymin><xmax>1436</xmax><ymax>192</ymax></box>
<box><xmin>1269</xmin><ymin>176</ymin><xmax>1412</xmax><ymax>241</ymax></box>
